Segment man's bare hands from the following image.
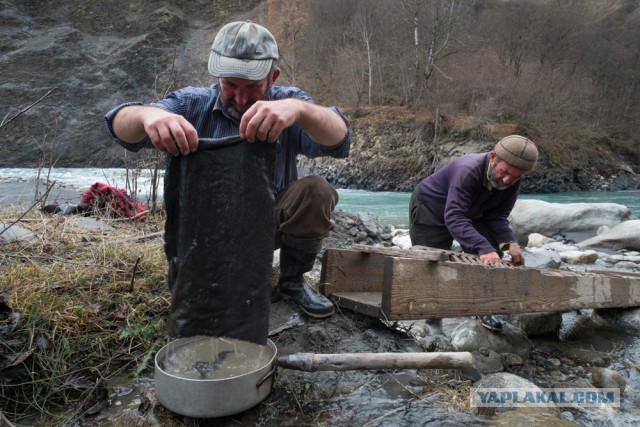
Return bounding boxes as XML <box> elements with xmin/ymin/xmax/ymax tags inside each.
<box><xmin>479</xmin><ymin>242</ymin><xmax>524</xmax><ymax>266</ymax></box>
<box><xmin>142</xmin><ymin>108</ymin><xmax>199</xmax><ymax>156</ymax></box>
<box><xmin>239</xmin><ymin>99</ymin><xmax>298</xmax><ymax>143</ymax></box>
<box><xmin>508</xmin><ymin>241</ymin><xmax>524</xmax><ymax>265</ymax></box>
<box><xmin>112</xmin><ymin>105</ymin><xmax>199</xmax><ymax>156</ymax></box>
<box><xmin>479</xmin><ymin>251</ymin><xmax>503</xmax><ymax>265</ymax></box>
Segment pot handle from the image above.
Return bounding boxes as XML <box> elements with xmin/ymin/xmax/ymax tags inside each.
<box><xmin>256</xmin><ymin>361</ymin><xmax>278</xmax><ymax>389</ymax></box>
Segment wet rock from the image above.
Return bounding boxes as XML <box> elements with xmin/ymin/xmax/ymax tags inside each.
<box><xmin>576</xmin><ymin>220</ymin><xmax>640</xmax><ymax>251</ymax></box>
<box><xmin>501</xmin><ymin>352</ymin><xmax>523</xmax><ymax>367</ymax></box>
<box><xmin>509</xmin><ymin>199</ymin><xmax>630</xmax><ymax>243</ymax></box>
<box><xmin>472</xmin><ymin>348</ymin><xmax>504</xmax><ymax>374</ymax></box>
<box><xmin>417</xmin><ymin>335</ymin><xmax>453</xmax><ymax>352</ymax></box>
<box><xmin>0</xmin><ymin>223</ymin><xmax>36</xmax><ymax>242</ymax></box>
<box><xmin>492</xmin><ymin>407</ymin><xmax>580</xmax><ymax>426</ymax></box>
<box><xmin>68</xmin><ymin>217</ymin><xmax>116</xmax><ymax>231</ymax></box>
<box><xmin>527</xmin><ymin>233</ymin><xmax>557</xmax><ymax>248</ymax></box>
<box><xmin>562</xmin><ymin>348</ymin><xmax>613</xmax><ymax>367</ymax></box>
<box><xmin>591</xmin><ymin>307</ymin><xmax>640</xmax><ymax>331</ymax></box>
<box><xmin>544</xmin><ymin>358</ymin><xmax>562</xmax><ymax>369</ymax></box>
<box><xmin>355</xmin><ymin>230</ymin><xmax>368</xmax><ymax>240</ymax></box>
<box><xmin>544</xmin><ymin>242</ymin><xmax>580</xmax><ymax>252</ymax></box>
<box><xmin>323</xmin><ymin>209</ymin><xmax>397</xmax><ymax>251</ymax></box>
<box><xmin>553</xmin><ymin>377</ymin><xmax>593</xmax><ymax>389</ymax></box>
<box><xmin>392</xmin><ymin>232</ymin><xmax>411</xmax><ymax>249</ymax></box>
<box><xmin>499</xmin><ymin>312</ymin><xmax>563</xmax><ymax>337</ymax></box>
<box><xmin>523</xmin><ymin>247</ymin><xmax>562</xmax><ymax>269</ymax></box>
<box><xmin>472</xmin><ymin>370</ymin><xmax>543</xmax><ymax>389</ymax></box>
<box><xmin>360</xmin><ymin>213</ymin><xmax>382</xmax><ymax>237</ymax></box>
<box><xmin>450</xmin><ymin>318</ymin><xmax>532</xmax><ymax>359</ymax></box>
<box><xmin>587</xmin><ymin>367</ymin><xmax>627</xmax><ymax>394</ymax></box>
<box><xmin>471</xmin><ymin>372</ymin><xmax>555</xmax><ymax>416</ymax></box>
<box><xmin>613</xmin><ymin>261</ymin><xmax>639</xmax><ymax>270</ymax></box>
<box><xmin>559</xmin><ymin>250</ymin><xmax>598</xmax><ymax>264</ymax></box>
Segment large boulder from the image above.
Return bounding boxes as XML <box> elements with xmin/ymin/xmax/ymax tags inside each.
<box><xmin>509</xmin><ymin>199</ymin><xmax>631</xmax><ymax>244</ymax></box>
<box><xmin>576</xmin><ymin>220</ymin><xmax>640</xmax><ymax>251</ymax></box>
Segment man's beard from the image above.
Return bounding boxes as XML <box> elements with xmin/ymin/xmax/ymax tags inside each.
<box><xmin>487</xmin><ymin>163</ymin><xmax>511</xmax><ymax>190</ymax></box>
<box><xmin>221</xmin><ymin>91</ymin><xmax>270</xmax><ymax>120</ymax></box>
<box><xmin>225</xmin><ymin>103</ymin><xmax>243</xmax><ymax>120</ymax></box>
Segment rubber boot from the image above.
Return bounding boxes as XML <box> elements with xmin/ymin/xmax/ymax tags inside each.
<box><xmin>278</xmin><ymin>245</ymin><xmax>335</xmax><ymax>318</ymax></box>
<box><xmin>477</xmin><ymin>315</ymin><xmax>503</xmax><ymax>331</ymax></box>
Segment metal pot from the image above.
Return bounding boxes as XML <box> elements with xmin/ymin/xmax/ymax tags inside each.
<box><xmin>154</xmin><ymin>336</ymin><xmax>277</xmax><ymax>418</ymax></box>
<box><xmin>154</xmin><ymin>336</ymin><xmax>473</xmax><ymax>418</ymax></box>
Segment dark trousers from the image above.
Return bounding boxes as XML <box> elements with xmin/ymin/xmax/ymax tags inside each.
<box><xmin>409</xmin><ymin>184</ymin><xmax>501</xmax><ymax>254</ymax></box>
<box><xmin>275</xmin><ymin>175</ymin><xmax>338</xmax><ymax>253</ymax></box>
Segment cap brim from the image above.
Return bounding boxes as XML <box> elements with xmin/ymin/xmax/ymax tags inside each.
<box><xmin>208</xmin><ymin>52</ymin><xmax>272</xmax><ymax>80</ymax></box>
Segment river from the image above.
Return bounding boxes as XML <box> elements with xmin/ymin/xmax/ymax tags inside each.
<box><xmin>1</xmin><ymin>168</ymin><xmax>638</xmax><ymax>226</ymax></box>
<box><xmin>337</xmin><ymin>188</ymin><xmax>640</xmax><ymax>226</ymax></box>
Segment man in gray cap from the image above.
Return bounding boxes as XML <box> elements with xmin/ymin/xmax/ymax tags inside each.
<box><xmin>409</xmin><ymin>135</ymin><xmax>538</xmax><ymax>333</ymax></box>
<box><xmin>104</xmin><ymin>21</ymin><xmax>350</xmax><ymax>319</ymax></box>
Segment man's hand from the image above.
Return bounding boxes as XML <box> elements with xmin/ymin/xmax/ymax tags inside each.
<box><xmin>239</xmin><ymin>99</ymin><xmax>298</xmax><ymax>143</ymax></box>
<box><xmin>142</xmin><ymin>108</ymin><xmax>199</xmax><ymax>156</ymax></box>
<box><xmin>508</xmin><ymin>241</ymin><xmax>525</xmax><ymax>266</ymax></box>
<box><xmin>113</xmin><ymin>105</ymin><xmax>199</xmax><ymax>156</ymax></box>
<box><xmin>239</xmin><ymin>98</ymin><xmax>347</xmax><ymax>147</ymax></box>
<box><xmin>479</xmin><ymin>251</ymin><xmax>503</xmax><ymax>265</ymax></box>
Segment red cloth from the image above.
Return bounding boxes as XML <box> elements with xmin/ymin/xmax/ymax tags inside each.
<box><xmin>80</xmin><ymin>182</ymin><xmax>148</xmax><ymax>222</ymax></box>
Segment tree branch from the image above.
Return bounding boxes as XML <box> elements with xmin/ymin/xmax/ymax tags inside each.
<box><xmin>0</xmin><ymin>88</ymin><xmax>58</xmax><ymax>130</ymax></box>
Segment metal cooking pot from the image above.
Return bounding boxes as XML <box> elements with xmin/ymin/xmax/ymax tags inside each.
<box><xmin>154</xmin><ymin>336</ymin><xmax>473</xmax><ymax>418</ymax></box>
<box><xmin>154</xmin><ymin>336</ymin><xmax>277</xmax><ymax>418</ymax></box>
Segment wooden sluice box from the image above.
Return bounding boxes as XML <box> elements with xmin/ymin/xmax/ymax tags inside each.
<box><xmin>319</xmin><ymin>246</ymin><xmax>640</xmax><ymax>320</ymax></box>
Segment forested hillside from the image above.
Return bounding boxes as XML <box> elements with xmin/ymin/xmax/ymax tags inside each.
<box><xmin>1</xmin><ymin>0</ymin><xmax>638</xmax><ymax>192</ymax></box>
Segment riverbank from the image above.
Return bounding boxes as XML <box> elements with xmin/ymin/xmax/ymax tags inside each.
<box><xmin>1</xmin><ymin>205</ymin><xmax>639</xmax><ymax>426</ymax></box>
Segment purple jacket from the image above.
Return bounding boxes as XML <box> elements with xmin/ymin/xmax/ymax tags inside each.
<box><xmin>418</xmin><ymin>153</ymin><xmax>519</xmax><ymax>255</ymax></box>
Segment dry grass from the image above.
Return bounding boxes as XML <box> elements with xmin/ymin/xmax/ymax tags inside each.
<box><xmin>0</xmin><ymin>206</ymin><xmax>170</xmax><ymax>423</ymax></box>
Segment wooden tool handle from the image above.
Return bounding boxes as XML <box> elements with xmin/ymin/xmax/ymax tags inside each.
<box><xmin>277</xmin><ymin>351</ymin><xmax>473</xmax><ymax>372</ymax></box>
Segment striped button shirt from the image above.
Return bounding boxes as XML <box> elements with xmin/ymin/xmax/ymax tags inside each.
<box><xmin>104</xmin><ymin>84</ymin><xmax>351</xmax><ymax>192</ymax></box>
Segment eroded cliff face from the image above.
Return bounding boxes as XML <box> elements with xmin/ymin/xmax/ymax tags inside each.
<box><xmin>1</xmin><ymin>1</ymin><xmax>638</xmax><ymax>193</ymax></box>
<box><xmin>0</xmin><ymin>0</ymin><xmax>258</xmax><ymax>166</ymax></box>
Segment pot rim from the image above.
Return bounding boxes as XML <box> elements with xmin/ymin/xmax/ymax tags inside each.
<box><xmin>155</xmin><ymin>336</ymin><xmax>278</xmax><ymax>382</ymax></box>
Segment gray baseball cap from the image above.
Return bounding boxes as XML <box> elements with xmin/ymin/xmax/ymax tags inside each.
<box><xmin>208</xmin><ymin>21</ymin><xmax>279</xmax><ymax>80</ymax></box>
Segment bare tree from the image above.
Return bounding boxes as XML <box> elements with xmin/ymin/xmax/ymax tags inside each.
<box><xmin>399</xmin><ymin>0</ymin><xmax>473</xmax><ymax>105</ymax></box>
<box><xmin>351</xmin><ymin>3</ymin><xmax>377</xmax><ymax>105</ymax></box>
<box><xmin>264</xmin><ymin>0</ymin><xmax>309</xmax><ymax>86</ymax></box>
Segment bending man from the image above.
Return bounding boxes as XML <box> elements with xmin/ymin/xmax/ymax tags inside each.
<box><xmin>409</xmin><ymin>135</ymin><xmax>538</xmax><ymax>332</ymax></box>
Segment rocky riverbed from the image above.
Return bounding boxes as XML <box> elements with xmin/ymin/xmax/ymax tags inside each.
<box><xmin>2</xmin><ymin>200</ymin><xmax>640</xmax><ymax>426</ymax></box>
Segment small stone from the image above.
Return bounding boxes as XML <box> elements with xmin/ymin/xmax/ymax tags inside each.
<box><xmin>501</xmin><ymin>352</ymin><xmax>523</xmax><ymax>366</ymax></box>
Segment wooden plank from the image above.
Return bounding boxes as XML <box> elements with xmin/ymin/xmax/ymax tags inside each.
<box><xmin>330</xmin><ymin>292</ymin><xmax>384</xmax><ymax>318</ymax></box>
<box><xmin>381</xmin><ymin>256</ymin><xmax>640</xmax><ymax>320</ymax></box>
<box><xmin>320</xmin><ymin>247</ymin><xmax>446</xmax><ymax>294</ymax></box>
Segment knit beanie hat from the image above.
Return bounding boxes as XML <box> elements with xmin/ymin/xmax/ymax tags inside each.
<box><xmin>494</xmin><ymin>135</ymin><xmax>538</xmax><ymax>171</ymax></box>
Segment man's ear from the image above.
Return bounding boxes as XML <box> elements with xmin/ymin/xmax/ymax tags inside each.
<box><xmin>271</xmin><ymin>68</ymin><xmax>280</xmax><ymax>84</ymax></box>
